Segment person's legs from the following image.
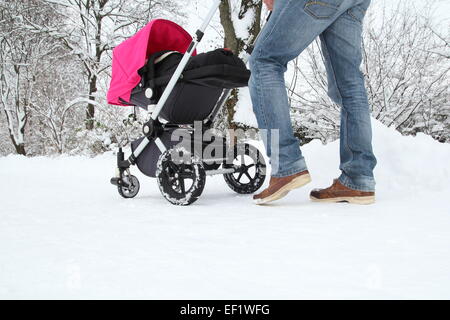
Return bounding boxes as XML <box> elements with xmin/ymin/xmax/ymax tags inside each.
<box><xmin>249</xmin><ymin>0</ymin><xmax>358</xmax><ymax>178</ymax></box>
<box><xmin>319</xmin><ymin>0</ymin><xmax>377</xmax><ymax>192</ymax></box>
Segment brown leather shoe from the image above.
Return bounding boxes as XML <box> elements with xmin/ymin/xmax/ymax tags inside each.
<box><xmin>253</xmin><ymin>170</ymin><xmax>311</xmax><ymax>205</ymax></box>
<box><xmin>310</xmin><ymin>179</ymin><xmax>375</xmax><ymax>205</ymax></box>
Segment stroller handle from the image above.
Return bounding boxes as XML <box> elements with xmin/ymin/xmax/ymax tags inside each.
<box><xmin>148</xmin><ymin>0</ymin><xmax>222</xmax><ymax>123</ymax></box>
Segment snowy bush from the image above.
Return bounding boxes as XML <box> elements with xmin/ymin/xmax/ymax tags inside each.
<box><xmin>286</xmin><ymin>0</ymin><xmax>449</xmax><ymax>144</ymax></box>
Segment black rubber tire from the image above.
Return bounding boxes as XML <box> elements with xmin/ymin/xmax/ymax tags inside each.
<box><xmin>156</xmin><ymin>148</ymin><xmax>206</xmax><ymax>206</ymax></box>
<box><xmin>223</xmin><ymin>143</ymin><xmax>266</xmax><ymax>194</ymax></box>
<box><xmin>118</xmin><ymin>175</ymin><xmax>140</xmax><ymax>198</ymax></box>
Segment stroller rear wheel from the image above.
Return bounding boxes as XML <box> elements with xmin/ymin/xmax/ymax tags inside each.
<box><xmin>224</xmin><ymin>143</ymin><xmax>266</xmax><ymax>194</ymax></box>
<box><xmin>156</xmin><ymin>148</ymin><xmax>206</xmax><ymax>206</ymax></box>
<box><xmin>118</xmin><ymin>174</ymin><xmax>140</xmax><ymax>198</ymax></box>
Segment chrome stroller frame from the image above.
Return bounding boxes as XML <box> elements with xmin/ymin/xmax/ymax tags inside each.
<box><xmin>110</xmin><ymin>0</ymin><xmax>271</xmax><ymax>205</ymax></box>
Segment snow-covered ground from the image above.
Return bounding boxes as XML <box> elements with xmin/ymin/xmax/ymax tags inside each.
<box><xmin>1</xmin><ymin>120</ymin><xmax>449</xmax><ymax>299</ymax></box>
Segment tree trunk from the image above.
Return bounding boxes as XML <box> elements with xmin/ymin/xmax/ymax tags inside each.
<box><xmin>85</xmin><ymin>75</ymin><xmax>97</xmax><ymax>130</ymax></box>
<box><xmin>219</xmin><ymin>0</ymin><xmax>262</xmax><ymax>129</ymax></box>
<box><xmin>5</xmin><ymin>67</ymin><xmax>28</xmax><ymax>156</ymax></box>
<box><xmin>219</xmin><ymin>1</ymin><xmax>239</xmax><ymax>54</ymax></box>
<box><xmin>5</xmin><ymin>118</ymin><xmax>27</xmax><ymax>155</ymax></box>
<box><xmin>85</xmin><ymin>0</ymin><xmax>107</xmax><ymax>130</ymax></box>
<box><xmin>15</xmin><ymin>142</ymin><xmax>26</xmax><ymax>155</ymax></box>
<box><xmin>219</xmin><ymin>0</ymin><xmax>261</xmax><ymax>54</ymax></box>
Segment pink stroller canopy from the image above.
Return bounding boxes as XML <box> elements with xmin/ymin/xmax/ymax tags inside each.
<box><xmin>107</xmin><ymin>19</ymin><xmax>196</xmax><ymax>106</ymax></box>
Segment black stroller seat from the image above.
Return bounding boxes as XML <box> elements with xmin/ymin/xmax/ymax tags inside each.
<box><xmin>129</xmin><ymin>48</ymin><xmax>250</xmax><ymax>124</ymax></box>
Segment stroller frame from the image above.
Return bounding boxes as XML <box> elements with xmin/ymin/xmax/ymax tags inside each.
<box><xmin>111</xmin><ymin>0</ymin><xmax>270</xmax><ymax>204</ymax></box>
<box><xmin>114</xmin><ymin>0</ymin><xmax>224</xmax><ymax>168</ymax></box>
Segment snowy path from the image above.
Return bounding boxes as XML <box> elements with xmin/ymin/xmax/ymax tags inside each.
<box><xmin>1</xmin><ymin>122</ymin><xmax>450</xmax><ymax>299</ymax></box>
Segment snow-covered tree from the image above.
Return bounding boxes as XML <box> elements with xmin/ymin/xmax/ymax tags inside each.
<box><xmin>287</xmin><ymin>44</ymin><xmax>341</xmax><ymax>144</ymax></box>
<box><xmin>363</xmin><ymin>1</ymin><xmax>449</xmax><ymax>142</ymax></box>
<box><xmin>22</xmin><ymin>0</ymin><xmax>182</xmax><ymax>130</ymax></box>
<box><xmin>286</xmin><ymin>0</ymin><xmax>449</xmax><ymax>144</ymax></box>
<box><xmin>0</xmin><ymin>0</ymin><xmax>186</xmax><ymax>156</ymax></box>
<box><xmin>0</xmin><ymin>0</ymin><xmax>64</xmax><ymax>155</ymax></box>
<box><xmin>28</xmin><ymin>56</ymin><xmax>85</xmax><ymax>154</ymax></box>
<box><xmin>219</xmin><ymin>0</ymin><xmax>262</xmax><ymax>130</ymax></box>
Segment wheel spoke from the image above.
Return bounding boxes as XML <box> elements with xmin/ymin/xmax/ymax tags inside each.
<box><xmin>164</xmin><ymin>167</ymin><xmax>172</xmax><ymax>180</ymax></box>
<box><xmin>168</xmin><ymin>161</ymin><xmax>178</xmax><ymax>172</ymax></box>
<box><xmin>244</xmin><ymin>172</ymin><xmax>252</xmax><ymax>181</ymax></box>
<box><xmin>237</xmin><ymin>171</ymin><xmax>244</xmax><ymax>182</ymax></box>
<box><xmin>180</xmin><ymin>167</ymin><xmax>195</xmax><ymax>179</ymax></box>
<box><xmin>178</xmin><ymin>178</ymin><xmax>186</xmax><ymax>194</ymax></box>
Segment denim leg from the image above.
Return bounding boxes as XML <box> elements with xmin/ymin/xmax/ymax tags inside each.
<box><xmin>249</xmin><ymin>0</ymin><xmax>354</xmax><ymax>178</ymax></box>
<box><xmin>319</xmin><ymin>0</ymin><xmax>377</xmax><ymax>191</ymax></box>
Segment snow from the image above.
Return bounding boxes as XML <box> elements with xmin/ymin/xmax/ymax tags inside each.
<box><xmin>234</xmin><ymin>88</ymin><xmax>258</xmax><ymax>127</ymax></box>
<box><xmin>1</xmin><ymin>120</ymin><xmax>450</xmax><ymax>299</ymax></box>
<box><xmin>229</xmin><ymin>1</ymin><xmax>255</xmax><ymax>40</ymax></box>
<box><xmin>184</xmin><ymin>1</ymin><xmax>224</xmax><ymax>52</ymax></box>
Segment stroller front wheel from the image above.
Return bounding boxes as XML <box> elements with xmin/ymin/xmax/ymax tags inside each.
<box><xmin>118</xmin><ymin>175</ymin><xmax>140</xmax><ymax>198</ymax></box>
<box><xmin>156</xmin><ymin>148</ymin><xmax>206</xmax><ymax>206</ymax></box>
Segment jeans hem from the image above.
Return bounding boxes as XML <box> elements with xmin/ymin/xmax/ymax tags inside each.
<box><xmin>338</xmin><ymin>173</ymin><xmax>375</xmax><ymax>192</ymax></box>
<box><xmin>272</xmin><ymin>158</ymin><xmax>308</xmax><ymax>178</ymax></box>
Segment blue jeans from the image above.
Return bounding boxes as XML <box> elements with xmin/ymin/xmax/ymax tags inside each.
<box><xmin>249</xmin><ymin>0</ymin><xmax>377</xmax><ymax>192</ymax></box>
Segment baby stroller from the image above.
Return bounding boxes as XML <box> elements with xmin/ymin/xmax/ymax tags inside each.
<box><xmin>107</xmin><ymin>0</ymin><xmax>267</xmax><ymax>205</ymax></box>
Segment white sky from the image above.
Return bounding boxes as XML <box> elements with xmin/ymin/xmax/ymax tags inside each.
<box><xmin>382</xmin><ymin>0</ymin><xmax>450</xmax><ymax>24</ymax></box>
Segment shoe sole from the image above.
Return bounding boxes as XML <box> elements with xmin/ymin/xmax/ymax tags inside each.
<box><xmin>310</xmin><ymin>195</ymin><xmax>375</xmax><ymax>205</ymax></box>
<box><xmin>255</xmin><ymin>174</ymin><xmax>312</xmax><ymax>205</ymax></box>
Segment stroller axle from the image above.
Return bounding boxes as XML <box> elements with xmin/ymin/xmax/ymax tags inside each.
<box><xmin>110</xmin><ymin>177</ymin><xmax>129</xmax><ymax>188</ymax></box>
<box><xmin>205</xmin><ymin>168</ymin><xmax>237</xmax><ymax>176</ymax></box>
